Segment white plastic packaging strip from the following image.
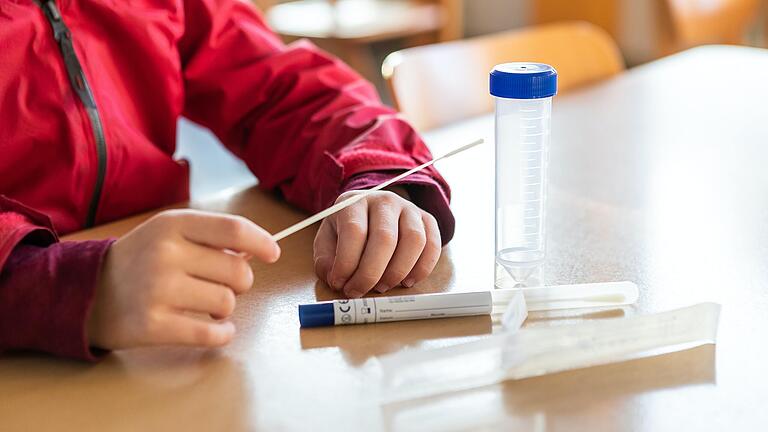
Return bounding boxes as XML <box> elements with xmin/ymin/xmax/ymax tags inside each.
<box><xmin>379</xmin><ymin>303</ymin><xmax>720</xmax><ymax>403</ymax></box>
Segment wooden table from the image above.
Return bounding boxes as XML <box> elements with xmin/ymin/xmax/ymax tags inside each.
<box><xmin>3</xmin><ymin>45</ymin><xmax>768</xmax><ymax>431</ymax></box>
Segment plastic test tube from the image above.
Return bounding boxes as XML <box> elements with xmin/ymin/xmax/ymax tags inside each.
<box><xmin>490</xmin><ymin>63</ymin><xmax>558</xmax><ymax>286</ymax></box>
<box><xmin>297</xmin><ymin>282</ymin><xmax>639</xmax><ymax>327</ymax></box>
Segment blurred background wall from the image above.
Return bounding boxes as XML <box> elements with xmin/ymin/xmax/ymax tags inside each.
<box><xmin>259</xmin><ymin>0</ymin><xmax>766</xmax><ymax>99</ymax></box>
<box><xmin>464</xmin><ymin>0</ymin><xmax>530</xmax><ymax>37</ymax></box>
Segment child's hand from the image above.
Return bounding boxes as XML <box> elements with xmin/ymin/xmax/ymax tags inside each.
<box><xmin>87</xmin><ymin>210</ymin><xmax>280</xmax><ymax>350</ymax></box>
<box><xmin>313</xmin><ymin>189</ymin><xmax>441</xmax><ymax>298</ymax></box>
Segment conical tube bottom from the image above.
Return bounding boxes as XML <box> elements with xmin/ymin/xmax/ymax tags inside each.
<box><xmin>495</xmin><ymin>247</ymin><xmax>544</xmax><ymax>285</ymax></box>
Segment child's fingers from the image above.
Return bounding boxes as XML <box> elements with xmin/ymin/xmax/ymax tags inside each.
<box><xmin>174</xmin><ymin>211</ymin><xmax>281</xmax><ymax>263</ymax></box>
<box><xmin>401</xmin><ymin>212</ymin><xmax>442</xmax><ymax>287</ymax></box>
<box><xmin>327</xmin><ymin>204</ymin><xmax>368</xmax><ymax>291</ymax></box>
<box><xmin>342</xmin><ymin>203</ymin><xmax>399</xmax><ymax>298</ymax></box>
<box><xmin>150</xmin><ymin>313</ymin><xmax>235</xmax><ymax>347</ymax></box>
<box><xmin>166</xmin><ymin>277</ymin><xmax>236</xmax><ymax>320</ymax></box>
<box><xmin>374</xmin><ymin>207</ymin><xmax>426</xmax><ymax>293</ymax></box>
<box><xmin>184</xmin><ymin>243</ymin><xmax>254</xmax><ymax>294</ymax></box>
<box><xmin>313</xmin><ymin>222</ymin><xmax>337</xmax><ymax>285</ymax></box>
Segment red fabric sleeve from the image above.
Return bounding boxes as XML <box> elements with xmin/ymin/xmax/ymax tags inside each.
<box><xmin>178</xmin><ymin>0</ymin><xmax>453</xmax><ymax>216</ymax></box>
<box><xmin>0</xmin><ymin>196</ymin><xmax>58</xmax><ymax>267</ymax></box>
<box><xmin>0</xmin><ymin>195</ymin><xmax>112</xmax><ymax>361</ymax></box>
<box><xmin>341</xmin><ymin>172</ymin><xmax>455</xmax><ymax>245</ymax></box>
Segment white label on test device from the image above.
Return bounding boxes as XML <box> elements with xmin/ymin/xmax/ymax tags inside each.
<box><xmin>332</xmin><ymin>292</ymin><xmax>493</xmax><ymax>325</ymax></box>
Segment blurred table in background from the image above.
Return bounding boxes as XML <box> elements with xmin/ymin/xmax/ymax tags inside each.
<box><xmin>264</xmin><ymin>0</ymin><xmax>462</xmax><ymax>83</ymax></box>
<box><xmin>2</xmin><ymin>46</ymin><xmax>768</xmax><ymax>431</ymax></box>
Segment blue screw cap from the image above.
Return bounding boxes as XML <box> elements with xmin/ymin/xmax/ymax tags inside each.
<box><xmin>490</xmin><ymin>62</ymin><xmax>558</xmax><ymax>99</ymax></box>
<box><xmin>299</xmin><ymin>302</ymin><xmax>335</xmax><ymax>327</ymax></box>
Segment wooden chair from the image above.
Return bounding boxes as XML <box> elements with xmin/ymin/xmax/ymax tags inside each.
<box><xmin>532</xmin><ymin>0</ymin><xmax>619</xmax><ymax>37</ymax></box>
<box><xmin>531</xmin><ymin>0</ymin><xmax>761</xmax><ymax>64</ymax></box>
<box><xmin>382</xmin><ymin>21</ymin><xmax>625</xmax><ymax>132</ymax></box>
<box><xmin>265</xmin><ymin>0</ymin><xmax>463</xmax><ymax>83</ymax></box>
<box><xmin>663</xmin><ymin>0</ymin><xmax>760</xmax><ymax>49</ymax></box>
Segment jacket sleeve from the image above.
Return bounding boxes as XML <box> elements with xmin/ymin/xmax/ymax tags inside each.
<box><xmin>0</xmin><ymin>195</ymin><xmax>112</xmax><ymax>360</ymax></box>
<box><xmin>178</xmin><ymin>0</ymin><xmax>455</xmax><ymax>242</ymax></box>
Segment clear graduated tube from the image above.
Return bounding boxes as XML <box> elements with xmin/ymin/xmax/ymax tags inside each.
<box><xmin>495</xmin><ymin>95</ymin><xmax>552</xmax><ymax>285</ymax></box>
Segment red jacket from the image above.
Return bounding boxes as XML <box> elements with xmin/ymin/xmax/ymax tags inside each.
<box><xmin>0</xmin><ymin>0</ymin><xmax>453</xmax><ymax>359</ymax></box>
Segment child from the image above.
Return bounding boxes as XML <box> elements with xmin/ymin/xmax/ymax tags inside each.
<box><xmin>0</xmin><ymin>0</ymin><xmax>454</xmax><ymax>360</ymax></box>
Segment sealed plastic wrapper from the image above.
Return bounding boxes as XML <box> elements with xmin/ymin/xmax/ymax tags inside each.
<box><xmin>378</xmin><ymin>303</ymin><xmax>721</xmax><ymax>402</ymax></box>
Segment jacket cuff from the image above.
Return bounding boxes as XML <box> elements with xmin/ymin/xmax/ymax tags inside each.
<box><xmin>0</xmin><ymin>240</ymin><xmax>115</xmax><ymax>361</ymax></box>
<box><xmin>0</xmin><ymin>195</ymin><xmax>58</xmax><ymax>270</ymax></box>
<box><xmin>341</xmin><ymin>171</ymin><xmax>456</xmax><ymax>245</ymax></box>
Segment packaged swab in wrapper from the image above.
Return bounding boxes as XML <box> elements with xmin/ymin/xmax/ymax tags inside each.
<box><xmin>379</xmin><ymin>302</ymin><xmax>720</xmax><ymax>403</ymax></box>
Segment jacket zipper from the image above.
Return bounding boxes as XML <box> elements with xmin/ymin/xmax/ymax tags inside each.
<box><xmin>37</xmin><ymin>0</ymin><xmax>107</xmax><ymax>228</ymax></box>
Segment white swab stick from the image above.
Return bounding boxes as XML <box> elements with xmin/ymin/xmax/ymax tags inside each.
<box><xmin>272</xmin><ymin>138</ymin><xmax>484</xmax><ymax>241</ymax></box>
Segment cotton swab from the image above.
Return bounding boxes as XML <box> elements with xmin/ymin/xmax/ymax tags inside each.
<box><xmin>492</xmin><ymin>281</ymin><xmax>640</xmax><ymax>312</ymax></box>
<box><xmin>271</xmin><ymin>138</ymin><xmax>484</xmax><ymax>241</ymax></box>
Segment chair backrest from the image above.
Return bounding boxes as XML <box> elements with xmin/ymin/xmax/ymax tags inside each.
<box><xmin>382</xmin><ymin>21</ymin><xmax>625</xmax><ymax>131</ymax></box>
<box><xmin>663</xmin><ymin>0</ymin><xmax>760</xmax><ymax>48</ymax></box>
